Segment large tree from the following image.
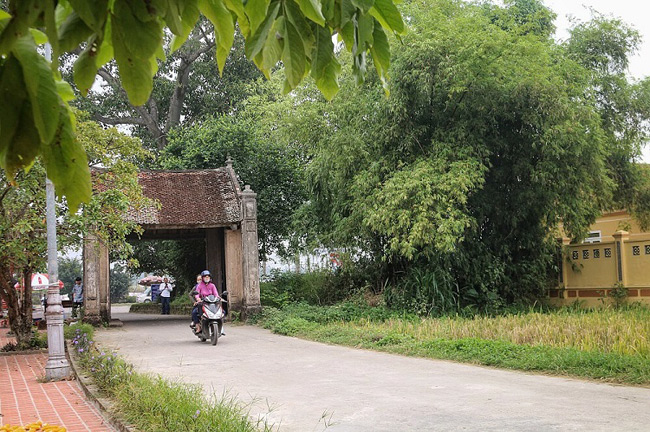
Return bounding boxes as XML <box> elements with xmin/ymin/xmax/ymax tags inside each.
<box><xmin>73</xmin><ymin>26</ymin><xmax>263</xmax><ymax>150</ymax></box>
<box><xmin>0</xmin><ymin>115</ymin><xmax>150</xmax><ymax>346</ymax></box>
<box><xmin>264</xmin><ymin>0</ymin><xmax>650</xmax><ymax>310</ymax></box>
<box><xmin>0</xmin><ymin>0</ymin><xmax>405</xmax><ymax>210</ymax></box>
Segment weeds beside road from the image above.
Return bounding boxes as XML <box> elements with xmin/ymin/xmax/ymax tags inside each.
<box><xmin>66</xmin><ymin>324</ymin><xmax>271</xmax><ymax>432</ymax></box>
<box><xmin>253</xmin><ymin>303</ymin><xmax>650</xmax><ymax>386</ymax></box>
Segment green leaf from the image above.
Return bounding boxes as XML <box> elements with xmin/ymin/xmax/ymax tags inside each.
<box><xmin>351</xmin><ymin>0</ymin><xmax>375</xmax><ymax>14</ymax></box>
<box><xmin>357</xmin><ymin>12</ymin><xmax>374</xmax><ymax>51</ymax></box>
<box><xmin>370</xmin><ymin>23</ymin><xmax>390</xmax><ymax>93</ymax></box>
<box><xmin>0</xmin><ymin>0</ymin><xmax>42</xmax><ymax>55</ymax></box>
<box><xmin>162</xmin><ymin>0</ymin><xmax>183</xmax><ymax>34</ymax></box>
<box><xmin>73</xmin><ymin>36</ymin><xmax>100</xmax><ymax>96</ymax></box>
<box><xmin>168</xmin><ymin>0</ymin><xmax>200</xmax><ymax>52</ymax></box>
<box><xmin>369</xmin><ymin>0</ymin><xmax>404</xmax><ymax>33</ymax></box>
<box><xmin>111</xmin><ymin>0</ymin><xmax>163</xmax><ymax>106</ymax></box>
<box><xmin>282</xmin><ymin>19</ymin><xmax>306</xmax><ymax>89</ymax></box>
<box><xmin>339</xmin><ymin>0</ymin><xmax>356</xmax><ymax>30</ymax></box>
<box><xmin>67</xmin><ymin>0</ymin><xmax>108</xmax><ymax>32</ymax></box>
<box><xmin>96</xmin><ymin>18</ymin><xmax>114</xmax><ymax>67</ymax></box>
<box><xmin>29</xmin><ymin>29</ymin><xmax>48</xmax><ymax>45</ymax></box>
<box><xmin>296</xmin><ymin>0</ymin><xmax>325</xmax><ymax>26</ymax></box>
<box><xmin>339</xmin><ymin>20</ymin><xmax>355</xmax><ymax>50</ymax></box>
<box><xmin>285</xmin><ymin>0</ymin><xmax>315</xmax><ymax>52</ymax></box>
<box><xmin>224</xmin><ymin>0</ymin><xmax>250</xmax><ymax>36</ymax></box>
<box><xmin>199</xmin><ymin>0</ymin><xmax>235</xmax><ymax>73</ymax></box>
<box><xmin>246</xmin><ymin>1</ymin><xmax>280</xmax><ymax>59</ymax></box>
<box><xmin>58</xmin><ymin>11</ymin><xmax>94</xmax><ymax>52</ymax></box>
<box><xmin>261</xmin><ymin>17</ymin><xmax>285</xmax><ymax>73</ymax></box>
<box><xmin>12</xmin><ymin>36</ymin><xmax>61</xmax><ymax>145</ymax></box>
<box><xmin>311</xmin><ymin>25</ymin><xmax>341</xmax><ymax>100</ymax></box>
<box><xmin>41</xmin><ymin>106</ymin><xmax>92</xmax><ymax>213</ymax></box>
<box><xmin>321</xmin><ymin>0</ymin><xmax>335</xmax><ymax>23</ymax></box>
<box><xmin>56</xmin><ymin>80</ymin><xmax>76</xmax><ymax>103</ymax></box>
<box><xmin>3</xmin><ymin>102</ymin><xmax>41</xmax><ymax>178</ymax></box>
<box><xmin>0</xmin><ymin>56</ymin><xmax>28</xmax><ymax>171</ymax></box>
<box><xmin>246</xmin><ymin>0</ymin><xmax>271</xmax><ymax>33</ymax></box>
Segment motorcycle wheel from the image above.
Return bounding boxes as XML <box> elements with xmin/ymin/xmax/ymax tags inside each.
<box><xmin>210</xmin><ymin>322</ymin><xmax>219</xmax><ymax>345</ymax></box>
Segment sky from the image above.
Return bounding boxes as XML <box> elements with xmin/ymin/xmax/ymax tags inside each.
<box><xmin>542</xmin><ymin>0</ymin><xmax>650</xmax><ymax>161</ymax></box>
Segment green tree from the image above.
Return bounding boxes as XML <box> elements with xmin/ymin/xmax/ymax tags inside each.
<box><xmin>0</xmin><ymin>115</ymin><xmax>150</xmax><ymax>344</ymax></box>
<box><xmin>0</xmin><ymin>165</ymin><xmax>48</xmax><ymax>346</ymax></box>
<box><xmin>73</xmin><ymin>26</ymin><xmax>263</xmax><ymax>150</ymax></box>
<box><xmin>110</xmin><ymin>263</ymin><xmax>130</xmax><ymax>302</ymax></box>
<box><xmin>267</xmin><ymin>0</ymin><xmax>649</xmax><ymax>310</ymax></box>
<box><xmin>160</xmin><ymin>114</ymin><xmax>306</xmax><ymax>259</ymax></box>
<box><xmin>58</xmin><ymin>256</ymin><xmax>81</xmax><ymax>298</ymax></box>
<box><xmin>0</xmin><ymin>0</ymin><xmax>405</xmax><ymax>209</ymax></box>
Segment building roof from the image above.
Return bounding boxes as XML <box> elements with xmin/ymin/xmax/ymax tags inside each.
<box><xmin>126</xmin><ymin>169</ymin><xmax>242</xmax><ymax>227</ymax></box>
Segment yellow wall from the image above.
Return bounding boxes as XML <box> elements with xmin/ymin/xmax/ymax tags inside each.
<box><xmin>589</xmin><ymin>211</ymin><xmax>650</xmax><ymax>242</ymax></box>
<box><xmin>564</xmin><ymin>242</ymin><xmax>618</xmax><ymax>289</ymax></box>
<box><xmin>553</xmin><ymin>211</ymin><xmax>650</xmax><ymax>307</ymax></box>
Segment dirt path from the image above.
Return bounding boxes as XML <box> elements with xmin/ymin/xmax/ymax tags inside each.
<box><xmin>94</xmin><ymin>311</ymin><xmax>650</xmax><ymax>431</ymax></box>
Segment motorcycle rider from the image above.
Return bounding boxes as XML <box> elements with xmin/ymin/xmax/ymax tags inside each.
<box><xmin>191</xmin><ymin>270</ymin><xmax>225</xmax><ymax>335</ymax></box>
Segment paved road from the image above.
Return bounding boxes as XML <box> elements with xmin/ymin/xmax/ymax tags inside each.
<box><xmin>95</xmin><ymin>308</ymin><xmax>650</xmax><ymax>432</ymax></box>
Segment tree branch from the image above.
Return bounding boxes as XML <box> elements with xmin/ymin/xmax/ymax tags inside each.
<box><xmin>93</xmin><ymin>113</ymin><xmax>147</xmax><ymax>126</ymax></box>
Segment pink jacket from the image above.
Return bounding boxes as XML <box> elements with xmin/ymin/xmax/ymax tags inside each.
<box><xmin>194</xmin><ymin>281</ymin><xmax>218</xmax><ymax>301</ymax></box>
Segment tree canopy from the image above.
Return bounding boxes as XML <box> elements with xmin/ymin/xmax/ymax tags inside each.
<box><xmin>258</xmin><ymin>0</ymin><xmax>650</xmax><ymax>309</ymax></box>
<box><xmin>0</xmin><ymin>0</ymin><xmax>405</xmax><ymax>210</ymax></box>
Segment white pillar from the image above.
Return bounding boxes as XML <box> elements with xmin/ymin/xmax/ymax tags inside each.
<box><xmin>45</xmin><ymin>177</ymin><xmax>70</xmax><ymax>380</ymax></box>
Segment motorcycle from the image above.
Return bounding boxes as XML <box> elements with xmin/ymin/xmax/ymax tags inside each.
<box><xmin>191</xmin><ymin>291</ymin><xmax>227</xmax><ymax>345</ymax></box>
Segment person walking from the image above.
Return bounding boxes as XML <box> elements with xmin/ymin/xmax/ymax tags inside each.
<box><xmin>71</xmin><ymin>277</ymin><xmax>83</xmax><ymax>318</ymax></box>
<box><xmin>159</xmin><ymin>276</ymin><xmax>173</xmax><ymax>315</ymax></box>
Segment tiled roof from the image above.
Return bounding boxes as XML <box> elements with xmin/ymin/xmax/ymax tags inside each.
<box><xmin>126</xmin><ymin>169</ymin><xmax>242</xmax><ymax>226</ymax></box>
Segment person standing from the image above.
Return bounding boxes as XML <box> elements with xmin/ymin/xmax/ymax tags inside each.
<box><xmin>159</xmin><ymin>276</ymin><xmax>173</xmax><ymax>315</ymax></box>
<box><xmin>71</xmin><ymin>277</ymin><xmax>83</xmax><ymax>318</ymax></box>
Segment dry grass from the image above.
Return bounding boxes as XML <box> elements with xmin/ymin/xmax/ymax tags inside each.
<box><xmin>349</xmin><ymin>307</ymin><xmax>650</xmax><ymax>357</ymax></box>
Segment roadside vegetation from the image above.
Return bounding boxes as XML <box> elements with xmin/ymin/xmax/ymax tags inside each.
<box><xmin>66</xmin><ymin>323</ymin><xmax>271</xmax><ymax>432</ymax></box>
<box><xmin>255</xmin><ymin>274</ymin><xmax>650</xmax><ymax>386</ymax></box>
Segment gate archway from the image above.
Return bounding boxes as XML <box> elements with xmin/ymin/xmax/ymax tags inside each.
<box><xmin>82</xmin><ymin>160</ymin><xmax>261</xmax><ymax>323</ymax></box>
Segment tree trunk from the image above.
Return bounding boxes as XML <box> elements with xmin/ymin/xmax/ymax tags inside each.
<box><xmin>0</xmin><ymin>267</ymin><xmax>33</xmax><ymax>348</ymax></box>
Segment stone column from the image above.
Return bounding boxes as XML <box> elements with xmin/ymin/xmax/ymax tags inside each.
<box><xmin>613</xmin><ymin>230</ymin><xmax>629</xmax><ymax>285</ymax></box>
<box><xmin>240</xmin><ymin>185</ymin><xmax>261</xmax><ymax>318</ymax></box>
<box><xmin>83</xmin><ymin>233</ymin><xmax>110</xmax><ymax>325</ymax></box>
<box><xmin>225</xmin><ymin>227</ymin><xmax>243</xmax><ymax>312</ymax></box>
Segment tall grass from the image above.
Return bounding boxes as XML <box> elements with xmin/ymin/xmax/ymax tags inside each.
<box><xmin>255</xmin><ymin>304</ymin><xmax>650</xmax><ymax>385</ymax></box>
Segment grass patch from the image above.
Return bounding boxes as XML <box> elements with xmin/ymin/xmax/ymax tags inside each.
<box><xmin>69</xmin><ymin>328</ymin><xmax>271</xmax><ymax>431</ymax></box>
<box><xmin>254</xmin><ymin>303</ymin><xmax>650</xmax><ymax>385</ymax></box>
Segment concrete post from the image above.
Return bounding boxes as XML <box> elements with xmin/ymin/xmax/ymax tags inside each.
<box><xmin>225</xmin><ymin>227</ymin><xmax>243</xmax><ymax>311</ymax></box>
<box><xmin>83</xmin><ymin>233</ymin><xmax>110</xmax><ymax>325</ymax></box>
<box><xmin>557</xmin><ymin>237</ymin><xmax>571</xmax><ymax>297</ymax></box>
<box><xmin>240</xmin><ymin>185</ymin><xmax>261</xmax><ymax>318</ymax></box>
<box><xmin>45</xmin><ymin>175</ymin><xmax>70</xmax><ymax>380</ymax></box>
<box><xmin>613</xmin><ymin>230</ymin><xmax>629</xmax><ymax>285</ymax></box>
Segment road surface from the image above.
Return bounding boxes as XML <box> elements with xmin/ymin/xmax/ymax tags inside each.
<box><xmin>94</xmin><ymin>308</ymin><xmax>650</xmax><ymax>431</ymax></box>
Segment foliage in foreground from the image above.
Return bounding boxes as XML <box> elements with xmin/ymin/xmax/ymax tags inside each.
<box><xmin>69</xmin><ymin>328</ymin><xmax>269</xmax><ymax>432</ymax></box>
<box><xmin>253</xmin><ymin>303</ymin><xmax>650</xmax><ymax>385</ymax></box>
